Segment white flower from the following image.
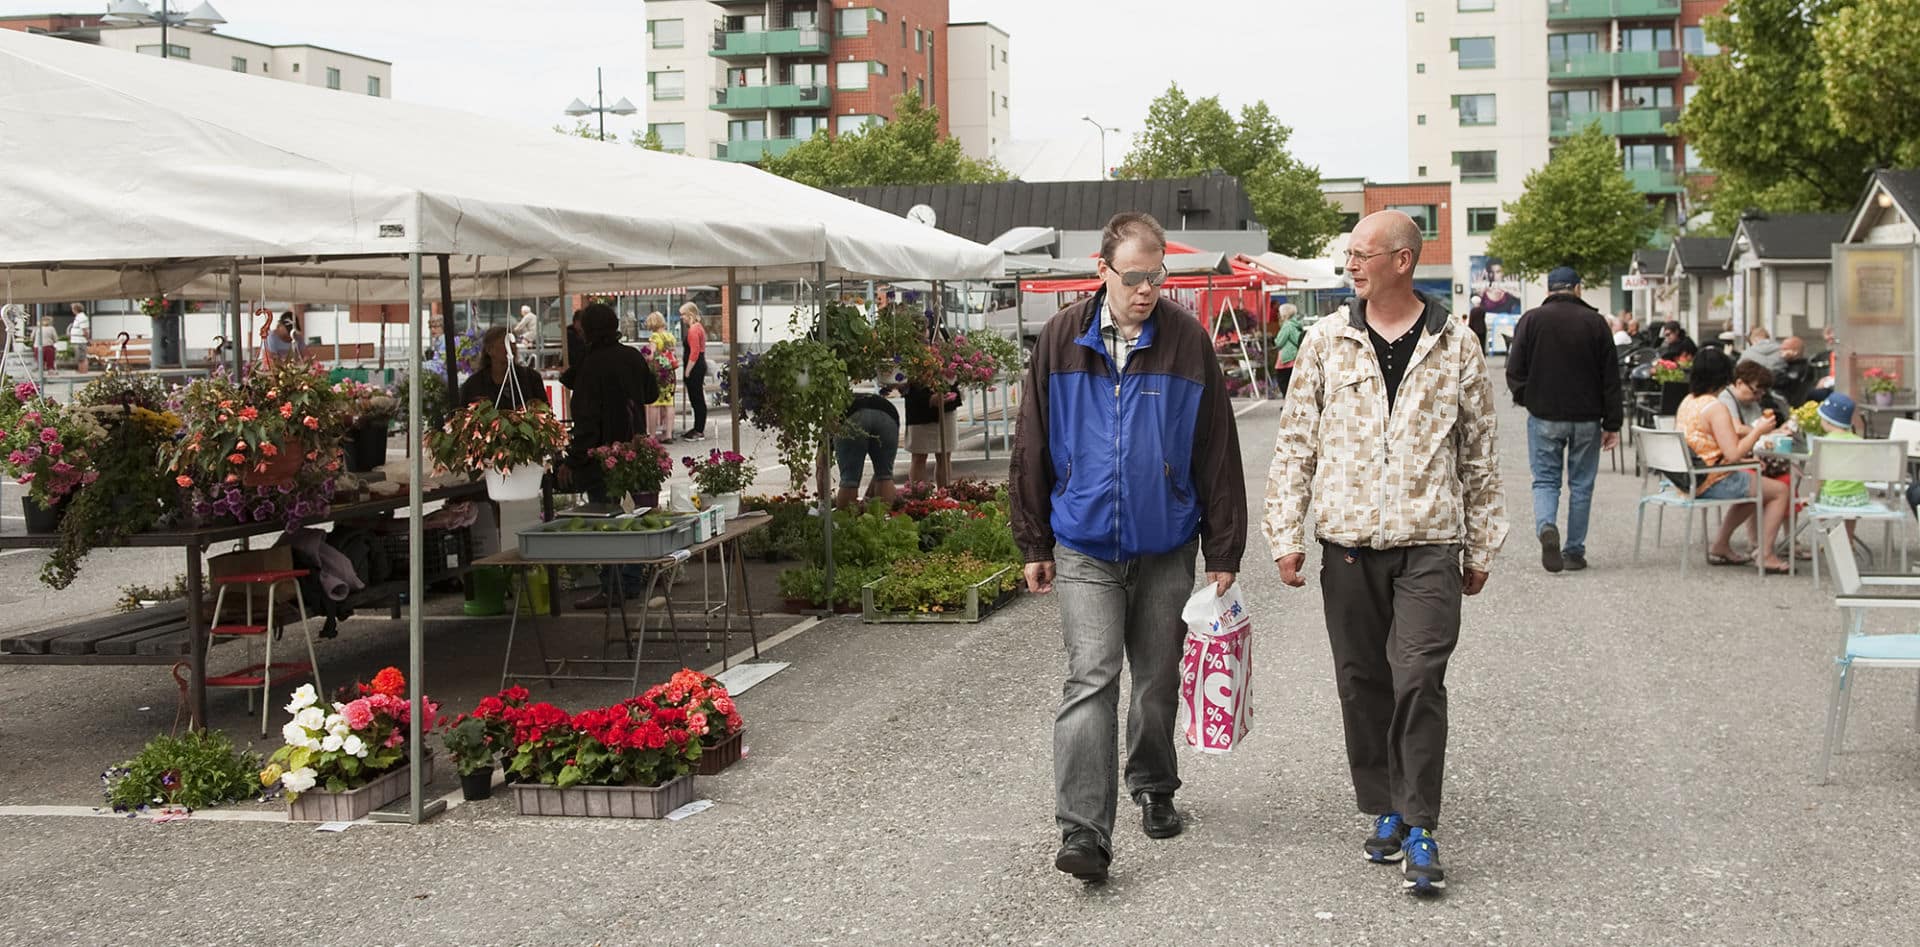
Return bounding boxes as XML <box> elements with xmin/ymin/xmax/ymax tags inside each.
<box><xmin>282</xmin><ymin>721</ymin><xmax>311</xmax><ymax>747</ymax></box>
<box><xmin>284</xmin><ymin>684</ymin><xmax>317</xmax><ymax>714</ymax></box>
<box><xmin>321</xmin><ymin>733</ymin><xmax>344</xmax><ymax>753</ymax></box>
<box><xmin>281</xmin><ymin>766</ymin><xmax>317</xmax><ymax>793</ymax></box>
<box><xmin>342</xmin><ymin>735</ymin><xmax>367</xmax><ymax>757</ymax></box>
<box><xmin>293</xmin><ymin>707</ymin><xmax>326</xmax><ymax>731</ymax></box>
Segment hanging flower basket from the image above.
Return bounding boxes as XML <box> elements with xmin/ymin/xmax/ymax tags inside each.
<box><xmin>485</xmin><ymin>462</ymin><xmax>546</xmax><ymax>501</ymax></box>
<box><xmin>240</xmin><ymin>438</ymin><xmax>307</xmax><ymax>487</ymax></box>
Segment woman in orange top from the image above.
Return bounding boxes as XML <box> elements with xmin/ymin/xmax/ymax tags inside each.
<box><xmin>680</xmin><ymin>302</ymin><xmax>709</xmax><ymax>441</ymax></box>
<box><xmin>1675</xmin><ymin>348</ymin><xmax>1790</xmax><ymax>572</ymax></box>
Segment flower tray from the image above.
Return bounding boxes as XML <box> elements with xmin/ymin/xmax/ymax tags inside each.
<box><xmin>860</xmin><ymin>566</ymin><xmax>1018</xmax><ymax>624</ymax></box>
<box><xmin>517</xmin><ymin>515</ymin><xmax>695</xmax><ymax>561</ymax></box>
<box><xmin>694</xmin><ymin>729</ymin><xmax>744</xmax><ymax>775</ymax></box>
<box><xmin>510</xmin><ymin>774</ymin><xmax>693</xmax><ymax>819</ymax></box>
<box><xmin>286</xmin><ymin>755</ymin><xmax>433</xmax><ymax>823</ymax></box>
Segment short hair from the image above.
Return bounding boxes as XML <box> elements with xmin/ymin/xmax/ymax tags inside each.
<box><xmin>70</xmin><ymin>302</ymin><xmax>83</xmax><ymax>313</ymax></box>
<box><xmin>1100</xmin><ymin>212</ymin><xmax>1167</xmax><ymax>264</ymax></box>
<box><xmin>1780</xmin><ymin>335</ymin><xmax>1805</xmax><ymax>355</ymax></box>
<box><xmin>1277</xmin><ymin>303</ymin><xmax>1298</xmax><ymax>320</ymax></box>
<box><xmin>1662</xmin><ymin>320</ymin><xmax>1685</xmax><ymax>337</ymax></box>
<box><xmin>1748</xmin><ymin>325</ymin><xmax>1771</xmax><ymax>342</ymax></box>
<box><xmin>646</xmin><ymin>311</ymin><xmax>667</xmax><ymax>331</ymax></box>
<box><xmin>1732</xmin><ymin>359</ymin><xmax>1773</xmax><ymax>390</ymax></box>
<box><xmin>581</xmin><ymin>302</ymin><xmax>620</xmax><ymax>346</ymax></box>
<box><xmin>1688</xmin><ymin>347</ymin><xmax>1734</xmax><ymax>396</ymax></box>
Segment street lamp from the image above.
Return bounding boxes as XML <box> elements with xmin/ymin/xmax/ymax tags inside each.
<box><xmin>563</xmin><ymin>67</ymin><xmax>638</xmax><ymax>142</ymax></box>
<box><xmin>103</xmin><ymin>1</ymin><xmax>226</xmax><ymax>60</ymax></box>
<box><xmin>1082</xmin><ymin>115</ymin><xmax>1119</xmax><ymax>179</ymax></box>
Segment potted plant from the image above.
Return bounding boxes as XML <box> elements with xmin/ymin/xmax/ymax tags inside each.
<box><xmin>862</xmin><ymin>552</ymin><xmax>1020</xmax><ymax>624</ymax></box>
<box><xmin>1</xmin><ymin>391</ymin><xmax>105</xmax><ymax>532</ymax></box>
<box><xmin>440</xmin><ymin>715</ymin><xmax>496</xmax><ymax>801</ymax></box>
<box><xmin>469</xmin><ymin>684</ymin><xmax>532</xmax><ymax>779</ymax></box>
<box><xmin>1652</xmin><ymin>356</ymin><xmax>1692</xmax><ymax>414</ymax></box>
<box><xmin>589</xmin><ymin>436</ymin><xmax>674</xmax><ymax>508</ymax></box>
<box><xmin>166</xmin><ymin>360</ymin><xmax>347</xmax><ymax>494</ymax></box>
<box><xmin>501</xmin><ymin>696</ymin><xmax>702</xmax><ymax>818</ymax></box>
<box><xmin>101</xmin><ymin>729</ymin><xmax>265</xmax><ymax>813</ymax></box>
<box><xmin>751</xmin><ymin>338</ymin><xmax>852</xmax><ymax>482</ymax></box>
<box><xmin>260</xmin><ymin>667</ymin><xmax>440</xmax><ymax>822</ymax></box>
<box><xmin>1864</xmin><ymin>367</ymin><xmax>1900</xmax><ymax>407</ymax></box>
<box><xmin>642</xmin><ymin>669</ymin><xmax>747</xmax><ymax>775</ymax></box>
<box><xmin>335</xmin><ymin>379</ymin><xmax>397</xmax><ymax>472</ymax></box>
<box><xmin>426</xmin><ymin>399</ymin><xmax>569</xmax><ymax>501</ymax></box>
<box><xmin>39</xmin><ymin>397</ymin><xmax>181</xmax><ymax>589</ymax></box>
<box><xmin>682</xmin><ymin>448</ymin><xmax>756</xmax><ymax>520</ymax></box>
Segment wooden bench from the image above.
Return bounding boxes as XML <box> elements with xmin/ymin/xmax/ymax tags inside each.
<box><xmin>87</xmin><ymin>336</ymin><xmax>152</xmax><ymax>369</ymax></box>
<box><xmin>0</xmin><ymin>600</ymin><xmax>193</xmax><ymax>663</ymax></box>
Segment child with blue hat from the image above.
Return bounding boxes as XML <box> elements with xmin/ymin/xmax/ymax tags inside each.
<box><xmin>1815</xmin><ymin>391</ymin><xmax>1869</xmax><ymax>510</ymax></box>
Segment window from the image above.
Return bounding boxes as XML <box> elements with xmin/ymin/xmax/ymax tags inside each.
<box><xmin>1623</xmin><ymin>143</ymin><xmax>1674</xmax><ymax>171</ymax></box>
<box><xmin>836</xmin><ymin>114</ymin><xmax>881</xmax><ymax>134</ymax></box>
<box><xmin>914</xmin><ymin>29</ymin><xmax>923</xmax><ymax>51</ymax></box>
<box><xmin>649</xmin><ymin>19</ymin><xmax>684</xmax><ymax>49</ymax></box>
<box><xmin>326</xmin><ymin>67</ymin><xmax>341</xmax><ymax>90</ymax></box>
<box><xmin>917</xmin><ymin>78</ymin><xmax>926</xmax><ymax>101</ymax></box>
<box><xmin>789</xmin><ymin>9</ymin><xmax>819</xmax><ymax>28</ymax></box>
<box><xmin>1001</xmin><ymin>94</ymin><xmax>1008</xmax><ymax>110</ymax></box>
<box><xmin>1467</xmin><ymin>207</ymin><xmax>1498</xmax><ymax>234</ymax></box>
<box><xmin>292</xmin><ymin>62</ymin><xmax>300</xmax><ymax>72</ymax></box>
<box><xmin>1415</xmin><ymin>12</ymin><xmax>1425</xmax><ymax>22</ymax></box>
<box><xmin>1417</xmin><ymin>114</ymin><xmax>1426</xmax><ymax>125</ymax></box>
<box><xmin>1415</xmin><ymin>63</ymin><xmax>1425</xmax><ymax>74</ymax></box>
<box><xmin>367</xmin><ymin>76</ymin><xmax>380</xmax><ymax>96</ymax></box>
<box><xmin>1389</xmin><ymin>204</ymin><xmax>1440</xmax><ymax>239</ymax></box>
<box><xmin>1682</xmin><ymin>144</ymin><xmax>1708</xmax><ymax>173</ymax></box>
<box><xmin>790</xmin><ymin>115</ymin><xmax>826</xmax><ymax>139</ymax></box>
<box><xmin>836</xmin><ymin>61</ymin><xmax>870</xmax><ymax>89</ymax></box>
<box><xmin>1453</xmin><ymin>149</ymin><xmax>1497</xmax><ymax>181</ymax></box>
<box><xmin>727</xmin><ymin>66</ymin><xmax>766</xmax><ymax>87</ymax></box>
<box><xmin>1548</xmin><ymin>32</ymin><xmax>1600</xmax><ymax>62</ymax></box>
<box><xmin>1684</xmin><ymin>84</ymin><xmax>1698</xmax><ymax>106</ymax></box>
<box><xmin>790</xmin><ymin>63</ymin><xmax>828</xmax><ymax>85</ymax></box>
<box><xmin>135</xmin><ymin>43</ymin><xmax>191</xmax><ymax>59</ymax></box>
<box><xmin>649</xmin><ymin>123</ymin><xmax>687</xmax><ymax>153</ymax></box>
<box><xmin>726</xmin><ymin>13</ymin><xmax>764</xmax><ymax>31</ymax></box>
<box><xmin>990</xmin><ymin>44</ymin><xmax>996</xmax><ymax>69</ymax></box>
<box><xmin>1620</xmin><ymin>85</ymin><xmax>1675</xmax><ymax>109</ymax></box>
<box><xmin>1682</xmin><ymin>27</ymin><xmax>1719</xmax><ymax>57</ymax></box>
<box><xmin>1453</xmin><ymin>93</ymin><xmax>1495</xmax><ymax>125</ymax></box>
<box><xmin>1549</xmin><ymin>89</ymin><xmax>1601</xmax><ymax>119</ymax></box>
<box><xmin>1452</xmin><ymin>36</ymin><xmax>1494</xmax><ymax>69</ymax></box>
<box><xmin>728</xmin><ymin>119</ymin><xmax>766</xmax><ymax>142</ymax></box>
<box><xmin>901</xmin><ymin>20</ymin><xmax>908</xmax><ymax>46</ymax></box>
<box><xmin>230</xmin><ymin>56</ymin><xmax>247</xmax><ymax>72</ymax></box>
<box><xmin>872</xmin><ymin>62</ymin><xmax>888</xmax><ymax>77</ymax></box>
<box><xmin>650</xmin><ymin>70</ymin><xmax>685</xmax><ymax>101</ymax></box>
<box><xmin>1001</xmin><ymin>48</ymin><xmax>1008</xmax><ymax>63</ymax></box>
<box><xmin>1620</xmin><ymin>27</ymin><xmax>1675</xmax><ymax>52</ymax></box>
<box><xmin>1458</xmin><ymin>0</ymin><xmax>1494</xmax><ymax>9</ymax></box>
<box><xmin>1417</xmin><ymin>165</ymin><xmax>1428</xmax><ymax>177</ymax></box>
<box><xmin>836</xmin><ymin>8</ymin><xmax>869</xmax><ymax>36</ymax></box>
<box><xmin>990</xmin><ymin>94</ymin><xmax>996</xmax><ymax>116</ymax></box>
<box><xmin>871</xmin><ymin>9</ymin><xmax>886</xmax><ymax>22</ymax></box>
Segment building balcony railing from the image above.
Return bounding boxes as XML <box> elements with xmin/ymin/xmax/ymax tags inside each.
<box><xmin>712</xmin><ymin>83</ymin><xmax>831</xmax><ymax>111</ymax></box>
<box><xmin>1624</xmin><ymin>167</ymin><xmax>1686</xmax><ymax>194</ymax></box>
<box><xmin>1547</xmin><ymin>0</ymin><xmax>1682</xmax><ymax>22</ymax></box>
<box><xmin>713</xmin><ymin>137</ymin><xmax>802</xmax><ymax>163</ymax></box>
<box><xmin>1547</xmin><ymin>49</ymin><xmax>1684</xmax><ymax>80</ymax></box>
<box><xmin>1549</xmin><ymin>106</ymin><xmax>1681</xmax><ymax>137</ymax></box>
<box><xmin>709</xmin><ymin>26</ymin><xmax>829</xmax><ymax>58</ymax></box>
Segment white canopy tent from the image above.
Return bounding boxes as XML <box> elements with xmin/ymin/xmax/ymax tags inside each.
<box><xmin>0</xmin><ymin>28</ymin><xmax>1002</xmax><ymax>822</ymax></box>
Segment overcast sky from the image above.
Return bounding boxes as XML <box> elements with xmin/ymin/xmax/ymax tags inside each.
<box><xmin>2</xmin><ymin>0</ymin><xmax>1409</xmax><ymax>179</ymax></box>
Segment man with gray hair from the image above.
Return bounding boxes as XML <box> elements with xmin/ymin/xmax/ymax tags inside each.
<box><xmin>1740</xmin><ymin>324</ymin><xmax>1789</xmax><ymax>378</ymax></box>
<box><xmin>1266</xmin><ymin>210</ymin><xmax>1507</xmax><ymax>895</ymax></box>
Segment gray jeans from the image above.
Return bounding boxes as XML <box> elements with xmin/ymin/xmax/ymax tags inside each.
<box><xmin>1052</xmin><ymin>539</ymin><xmax>1198</xmax><ymax>847</ymax></box>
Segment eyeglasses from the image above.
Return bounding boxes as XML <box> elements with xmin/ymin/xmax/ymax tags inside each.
<box><xmin>1344</xmin><ymin>248</ymin><xmax>1402</xmax><ymax>265</ymax></box>
<box><xmin>1105</xmin><ymin>263</ymin><xmax>1169</xmax><ymax>288</ymax></box>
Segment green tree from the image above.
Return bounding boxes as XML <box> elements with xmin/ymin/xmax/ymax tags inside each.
<box><xmin>1117</xmin><ymin>83</ymin><xmax>1342</xmax><ymax>258</ymax></box>
<box><xmin>763</xmin><ymin>90</ymin><xmax>1007</xmax><ymax>187</ymax></box>
<box><xmin>1818</xmin><ymin>0</ymin><xmax>1920</xmax><ymax>168</ymax></box>
<box><xmin>550</xmin><ymin>120</ymin><xmax>663</xmax><ymax>150</ymax></box>
<box><xmin>1680</xmin><ymin>0</ymin><xmax>1896</xmax><ymax>227</ymax></box>
<box><xmin>1484</xmin><ymin>125</ymin><xmax>1659</xmax><ymax>286</ymax></box>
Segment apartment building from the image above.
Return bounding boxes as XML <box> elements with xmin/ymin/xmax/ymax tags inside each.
<box><xmin>643</xmin><ymin>1</ymin><xmax>962</xmax><ymax>163</ymax></box>
<box><xmin>0</xmin><ymin>14</ymin><xmax>392</xmax><ymax>96</ymax></box>
<box><xmin>1406</xmin><ymin>0</ymin><xmax>1725</xmax><ymax>314</ymax></box>
<box><xmin>945</xmin><ymin>21</ymin><xmax>1009</xmax><ymax>162</ymax></box>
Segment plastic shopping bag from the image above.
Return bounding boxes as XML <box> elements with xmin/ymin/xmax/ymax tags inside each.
<box><xmin>1175</xmin><ymin>582</ymin><xmax>1254</xmax><ymax>754</ymax></box>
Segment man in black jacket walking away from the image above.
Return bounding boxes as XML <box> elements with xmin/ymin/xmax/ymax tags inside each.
<box><xmin>1506</xmin><ymin>267</ymin><xmax>1621</xmax><ymax>573</ymax></box>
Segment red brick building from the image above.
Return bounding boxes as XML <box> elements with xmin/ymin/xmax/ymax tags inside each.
<box><xmin>1363</xmin><ymin>181</ymin><xmax>1456</xmax><ymax>297</ymax></box>
<box><xmin>824</xmin><ymin>0</ymin><xmax>948</xmax><ymax>136</ymax></box>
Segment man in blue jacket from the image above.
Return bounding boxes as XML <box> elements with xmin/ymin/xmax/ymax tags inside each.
<box><xmin>1010</xmin><ymin>212</ymin><xmax>1248</xmax><ymax>882</ymax></box>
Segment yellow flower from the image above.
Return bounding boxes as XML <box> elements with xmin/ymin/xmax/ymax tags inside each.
<box><xmin>259</xmin><ymin>763</ymin><xmax>283</xmax><ymax>787</ymax></box>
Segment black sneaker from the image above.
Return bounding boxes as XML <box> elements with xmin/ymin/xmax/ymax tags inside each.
<box><xmin>1540</xmin><ymin>525</ymin><xmax>1564</xmax><ymax>573</ymax></box>
<box><xmin>1402</xmin><ymin>827</ymin><xmax>1446</xmax><ymax>894</ymax></box>
<box><xmin>1564</xmin><ymin>552</ymin><xmax>1588</xmax><ymax>571</ymax></box>
<box><xmin>1054</xmin><ymin>829</ymin><xmax>1110</xmax><ymax>881</ymax></box>
<box><xmin>1364</xmin><ymin>812</ymin><xmax>1408</xmax><ymax>863</ymax></box>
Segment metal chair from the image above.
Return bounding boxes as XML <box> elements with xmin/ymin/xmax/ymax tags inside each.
<box><xmin>1817</xmin><ymin>523</ymin><xmax>1920</xmax><ymax>783</ymax></box>
<box><xmin>1632</xmin><ymin>427</ymin><xmax>1765</xmax><ymax>579</ymax></box>
<box><xmin>1805</xmin><ymin>437</ymin><xmax>1912</xmax><ymax>588</ymax></box>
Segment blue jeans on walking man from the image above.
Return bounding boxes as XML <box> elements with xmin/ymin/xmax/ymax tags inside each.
<box><xmin>1527</xmin><ymin>416</ymin><xmax>1601</xmax><ymax>557</ymax></box>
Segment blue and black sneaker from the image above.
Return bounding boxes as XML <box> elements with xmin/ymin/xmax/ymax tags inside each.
<box><xmin>1363</xmin><ymin>812</ymin><xmax>1408</xmax><ymax>863</ymax></box>
<box><xmin>1402</xmin><ymin>827</ymin><xmax>1446</xmax><ymax>894</ymax></box>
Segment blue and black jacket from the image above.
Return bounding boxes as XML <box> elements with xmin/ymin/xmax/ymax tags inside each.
<box><xmin>1009</xmin><ymin>289</ymin><xmax>1247</xmax><ymax>572</ymax></box>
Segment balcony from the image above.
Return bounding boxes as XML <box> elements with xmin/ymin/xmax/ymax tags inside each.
<box><xmin>713</xmin><ymin>137</ymin><xmax>802</xmax><ymax>163</ymax></box>
<box><xmin>709</xmin><ymin>26</ymin><xmax>829</xmax><ymax>58</ymax></box>
<box><xmin>1550</xmin><ymin>107</ymin><xmax>1680</xmax><ymax>137</ymax></box>
<box><xmin>712</xmin><ymin>83</ymin><xmax>831</xmax><ymax>111</ymax></box>
<box><xmin>1547</xmin><ymin>0</ymin><xmax>1682</xmax><ymax>22</ymax></box>
<box><xmin>1624</xmin><ymin>167</ymin><xmax>1686</xmax><ymax>194</ymax></box>
<box><xmin>1547</xmin><ymin>49</ymin><xmax>1683</xmax><ymax>81</ymax></box>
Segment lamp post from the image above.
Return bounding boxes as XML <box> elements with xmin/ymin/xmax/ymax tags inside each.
<box><xmin>103</xmin><ymin>1</ymin><xmax>226</xmax><ymax>59</ymax></box>
<box><xmin>564</xmin><ymin>68</ymin><xmax>638</xmax><ymax>141</ymax></box>
<box><xmin>1082</xmin><ymin>116</ymin><xmax>1119</xmax><ymax>180</ymax></box>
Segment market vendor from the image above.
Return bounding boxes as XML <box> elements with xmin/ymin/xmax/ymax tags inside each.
<box><xmin>555</xmin><ymin>302</ymin><xmax>659</xmax><ymax>610</ymax></box>
<box><xmin>834</xmin><ymin>388</ymin><xmax>900</xmax><ymax>509</ymax></box>
<box><xmin>459</xmin><ymin>327</ymin><xmax>547</xmax><ymax>408</ymax></box>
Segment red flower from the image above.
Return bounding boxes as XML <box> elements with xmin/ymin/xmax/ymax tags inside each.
<box><xmin>280</xmin><ymin>402</ymin><xmax>294</xmax><ymax>418</ymax></box>
<box><xmin>239</xmin><ymin>407</ymin><xmax>258</xmax><ymax>421</ymax></box>
<box><xmin>370</xmin><ymin>666</ymin><xmax>406</xmax><ymax>698</ymax></box>
<box><xmin>175</xmin><ymin>475</ymin><xmax>194</xmax><ymax>488</ymax></box>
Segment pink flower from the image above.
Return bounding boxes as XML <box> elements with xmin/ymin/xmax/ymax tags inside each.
<box><xmin>384</xmin><ymin>730</ymin><xmax>404</xmax><ymax>748</ymax></box>
<box><xmin>341</xmin><ymin>698</ymin><xmax>374</xmax><ymax>730</ymax></box>
<box><xmin>39</xmin><ymin>428</ymin><xmax>57</xmax><ymax>445</ymax></box>
<box><xmin>46</xmin><ymin>442</ymin><xmax>61</xmax><ymax>457</ymax></box>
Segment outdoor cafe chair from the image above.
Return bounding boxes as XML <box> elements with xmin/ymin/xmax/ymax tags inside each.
<box><xmin>1817</xmin><ymin>522</ymin><xmax>1920</xmax><ymax>783</ymax></box>
<box><xmin>1805</xmin><ymin>437</ymin><xmax>1912</xmax><ymax>588</ymax></box>
<box><xmin>1632</xmin><ymin>427</ymin><xmax>1764</xmax><ymax>579</ymax></box>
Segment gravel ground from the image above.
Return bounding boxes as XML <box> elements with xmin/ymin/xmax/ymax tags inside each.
<box><xmin>1</xmin><ymin>378</ymin><xmax>1913</xmax><ymax>945</ymax></box>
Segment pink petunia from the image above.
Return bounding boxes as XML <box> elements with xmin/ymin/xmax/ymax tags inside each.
<box><xmin>341</xmin><ymin>698</ymin><xmax>374</xmax><ymax>730</ymax></box>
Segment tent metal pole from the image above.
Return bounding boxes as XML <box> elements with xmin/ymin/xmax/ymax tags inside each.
<box><xmin>557</xmin><ymin>264</ymin><xmax>570</xmax><ymax>374</ymax></box>
<box><xmin>817</xmin><ymin>260</ymin><xmax>832</xmax><ymax>612</ymax></box>
<box><xmin>439</xmin><ymin>255</ymin><xmax>457</xmax><ymax>416</ymax></box>
<box><xmin>406</xmin><ymin>250</ymin><xmax>426</xmax><ymax>825</ymax></box>
<box><xmin>726</xmin><ymin>267</ymin><xmax>741</xmax><ymax>454</ymax></box>
<box><xmin>228</xmin><ymin>260</ymin><xmax>242</xmax><ymax>377</ymax></box>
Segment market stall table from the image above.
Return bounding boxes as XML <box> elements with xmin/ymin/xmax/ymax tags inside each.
<box><xmin>0</xmin><ymin>480</ymin><xmax>489</xmax><ymax>724</ymax></box>
<box><xmin>482</xmin><ymin>511</ymin><xmax>768</xmax><ymax>694</ymax></box>
<box><xmin>1857</xmin><ymin>402</ymin><xmax>1919</xmax><ymax>438</ymax></box>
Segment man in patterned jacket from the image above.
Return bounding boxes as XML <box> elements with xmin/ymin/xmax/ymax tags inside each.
<box><xmin>1265</xmin><ymin>210</ymin><xmax>1507</xmax><ymax>896</ymax></box>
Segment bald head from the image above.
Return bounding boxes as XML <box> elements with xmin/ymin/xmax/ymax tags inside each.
<box><xmin>1356</xmin><ymin>211</ymin><xmax>1424</xmax><ymax>266</ymax></box>
<box><xmin>1347</xmin><ymin>211</ymin><xmax>1423</xmax><ymax>303</ymax></box>
<box><xmin>1781</xmin><ymin>336</ymin><xmax>1805</xmax><ymax>360</ymax></box>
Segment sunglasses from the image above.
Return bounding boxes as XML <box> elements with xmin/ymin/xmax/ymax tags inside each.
<box><xmin>1106</xmin><ymin>263</ymin><xmax>1170</xmax><ymax>288</ymax></box>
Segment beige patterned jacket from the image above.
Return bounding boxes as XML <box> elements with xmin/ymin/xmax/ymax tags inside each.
<box><xmin>1263</xmin><ymin>294</ymin><xmax>1508</xmax><ymax>572</ymax></box>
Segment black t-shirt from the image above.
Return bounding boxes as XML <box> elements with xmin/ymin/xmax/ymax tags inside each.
<box><xmin>846</xmin><ymin>392</ymin><xmax>900</xmax><ymax>424</ymax></box>
<box><xmin>902</xmin><ymin>382</ymin><xmax>960</xmax><ymax>425</ymax></box>
<box><xmin>1369</xmin><ymin>322</ymin><xmax>1423</xmax><ymax>411</ymax></box>
<box><xmin>459</xmin><ymin>365</ymin><xmax>548</xmax><ymax>408</ymax></box>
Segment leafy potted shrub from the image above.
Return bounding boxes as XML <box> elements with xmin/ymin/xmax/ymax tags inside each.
<box><xmin>589</xmin><ymin>436</ymin><xmax>674</xmax><ymax>508</ymax></box>
<box><xmin>426</xmin><ymin>399</ymin><xmax>569</xmax><ymax>501</ymax></box>
<box><xmin>1</xmin><ymin>389</ymin><xmax>105</xmax><ymax>532</ymax></box>
<box><xmin>40</xmin><ymin>395</ymin><xmax>181</xmax><ymax>589</ymax></box>
<box><xmin>501</xmin><ymin>695</ymin><xmax>703</xmax><ymax>818</ymax></box>
<box><xmin>750</xmin><ymin>338</ymin><xmax>852</xmax><ymax>482</ymax></box>
<box><xmin>335</xmin><ymin>379</ymin><xmax>398</xmax><ymax>472</ymax></box>
<box><xmin>261</xmin><ymin>668</ymin><xmax>440</xmax><ymax>822</ymax></box>
<box><xmin>775</xmin><ymin>501</ymin><xmax>919</xmax><ymax>611</ymax></box>
<box><xmin>643</xmin><ymin>669</ymin><xmax>747</xmax><ymax>775</ymax></box>
<box><xmin>682</xmin><ymin>448</ymin><xmax>756</xmax><ymax>519</ymax></box>
<box><xmin>1652</xmin><ymin>356</ymin><xmax>1692</xmax><ymax>415</ymax></box>
<box><xmin>166</xmin><ymin>362</ymin><xmax>346</xmax><ymax>527</ymax></box>
<box><xmin>469</xmin><ymin>684</ymin><xmax>531</xmax><ymax>779</ymax></box>
<box><xmin>862</xmin><ymin>552</ymin><xmax>1020</xmax><ymax>623</ymax></box>
<box><xmin>1864</xmin><ymin>367</ymin><xmax>1900</xmax><ymax>406</ymax></box>
<box><xmin>440</xmin><ymin>715</ymin><xmax>497</xmax><ymax>801</ymax></box>
<box><xmin>101</xmin><ymin>729</ymin><xmax>266</xmax><ymax>813</ymax></box>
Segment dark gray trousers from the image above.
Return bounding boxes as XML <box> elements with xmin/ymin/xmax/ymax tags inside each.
<box><xmin>1319</xmin><ymin>541</ymin><xmax>1462</xmax><ymax>829</ymax></box>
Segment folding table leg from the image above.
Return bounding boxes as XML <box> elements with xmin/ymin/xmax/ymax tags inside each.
<box><xmin>735</xmin><ymin>537</ymin><xmax>761</xmax><ymax>660</ymax></box>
